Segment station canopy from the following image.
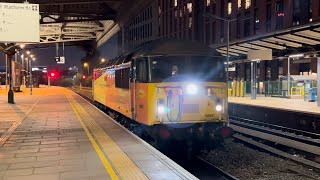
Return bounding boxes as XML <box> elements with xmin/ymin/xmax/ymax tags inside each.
<box><xmin>0</xmin><ymin>0</ymin><xmax>125</xmax><ymax>53</ymax></box>
<box><xmin>211</xmin><ymin>22</ymin><xmax>320</xmax><ymax>60</ymax></box>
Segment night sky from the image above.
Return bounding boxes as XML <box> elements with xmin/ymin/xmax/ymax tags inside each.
<box><xmin>0</xmin><ymin>46</ymin><xmax>86</xmax><ymax>69</ymax></box>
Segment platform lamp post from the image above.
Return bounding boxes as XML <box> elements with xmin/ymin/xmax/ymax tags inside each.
<box><xmin>20</xmin><ymin>44</ymin><xmax>26</xmax><ymax>86</ymax></box>
<box><xmin>203</xmin><ymin>13</ymin><xmax>237</xmax><ymax>83</ymax></box>
<box><xmin>29</xmin><ymin>55</ymin><xmax>35</xmax><ymax>95</ymax></box>
<box><xmin>25</xmin><ymin>50</ymin><xmax>31</xmax><ymax>88</ymax></box>
<box><xmin>203</xmin><ymin>13</ymin><xmax>237</xmax><ymax>126</ymax></box>
<box><xmin>20</xmin><ymin>54</ymin><xmax>25</xmax><ymax>86</ymax></box>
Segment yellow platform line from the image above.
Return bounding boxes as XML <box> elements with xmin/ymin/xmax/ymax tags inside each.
<box><xmin>65</xmin><ymin>92</ymin><xmax>119</xmax><ymax>180</ymax></box>
<box><xmin>65</xmin><ymin>91</ymin><xmax>148</xmax><ymax>180</ymax></box>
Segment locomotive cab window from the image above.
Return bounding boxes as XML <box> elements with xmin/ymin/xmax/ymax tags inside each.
<box><xmin>115</xmin><ymin>68</ymin><xmax>130</xmax><ymax>89</ymax></box>
<box><xmin>150</xmin><ymin>56</ymin><xmax>225</xmax><ymax>82</ymax></box>
<box><xmin>136</xmin><ymin>58</ymin><xmax>148</xmax><ymax>82</ymax></box>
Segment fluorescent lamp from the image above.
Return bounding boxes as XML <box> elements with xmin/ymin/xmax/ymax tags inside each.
<box><xmin>288</xmin><ymin>54</ymin><xmax>304</xmax><ymax>58</ymax></box>
<box><xmin>251</xmin><ymin>59</ymin><xmax>261</xmax><ymax>62</ymax></box>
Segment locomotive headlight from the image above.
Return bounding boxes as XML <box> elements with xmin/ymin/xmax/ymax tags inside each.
<box><xmin>158</xmin><ymin>105</ymin><xmax>165</xmax><ymax>114</ymax></box>
<box><xmin>216</xmin><ymin>104</ymin><xmax>222</xmax><ymax>112</ymax></box>
<box><xmin>157</xmin><ymin>98</ymin><xmax>165</xmax><ymax>114</ymax></box>
<box><xmin>186</xmin><ymin>84</ymin><xmax>198</xmax><ymax>95</ymax></box>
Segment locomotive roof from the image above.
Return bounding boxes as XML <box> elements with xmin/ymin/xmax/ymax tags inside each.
<box><xmin>132</xmin><ymin>39</ymin><xmax>221</xmax><ymax>58</ymax></box>
<box><xmin>95</xmin><ymin>39</ymin><xmax>221</xmax><ymax>69</ymax></box>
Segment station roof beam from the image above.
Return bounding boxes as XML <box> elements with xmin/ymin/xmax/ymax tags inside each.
<box><xmin>277</xmin><ymin>34</ymin><xmax>320</xmax><ymax>45</ymax></box>
<box><xmin>0</xmin><ymin>0</ymin><xmax>125</xmax><ymax>49</ymax></box>
<box><xmin>237</xmin><ymin>43</ymin><xmax>270</xmax><ymax>50</ymax></box>
<box><xmin>262</xmin><ymin>37</ymin><xmax>303</xmax><ymax>48</ymax></box>
<box><xmin>250</xmin><ymin>41</ymin><xmax>287</xmax><ymax>50</ymax></box>
<box><xmin>219</xmin><ymin>47</ymin><xmax>248</xmax><ymax>55</ymax></box>
<box><xmin>210</xmin><ymin>22</ymin><xmax>320</xmax><ymax>60</ymax></box>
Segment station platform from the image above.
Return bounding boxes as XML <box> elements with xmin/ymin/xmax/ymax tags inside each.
<box><xmin>229</xmin><ymin>96</ymin><xmax>319</xmax><ymax>115</ymax></box>
<box><xmin>0</xmin><ymin>86</ymin><xmax>197</xmax><ymax>180</ymax></box>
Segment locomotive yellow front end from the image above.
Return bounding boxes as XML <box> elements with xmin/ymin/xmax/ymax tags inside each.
<box><xmin>150</xmin><ymin>82</ymin><xmax>227</xmax><ymax>124</ymax></box>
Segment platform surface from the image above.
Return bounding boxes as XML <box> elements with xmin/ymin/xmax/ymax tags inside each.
<box><xmin>0</xmin><ymin>86</ymin><xmax>197</xmax><ymax>180</ymax></box>
<box><xmin>229</xmin><ymin>96</ymin><xmax>320</xmax><ymax>115</ymax></box>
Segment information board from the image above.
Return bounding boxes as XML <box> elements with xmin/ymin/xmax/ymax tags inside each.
<box><xmin>0</xmin><ymin>2</ymin><xmax>40</xmax><ymax>43</ymax></box>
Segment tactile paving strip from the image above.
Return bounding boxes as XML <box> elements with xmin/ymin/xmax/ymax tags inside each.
<box><xmin>66</xmin><ymin>92</ymin><xmax>149</xmax><ymax>180</ymax></box>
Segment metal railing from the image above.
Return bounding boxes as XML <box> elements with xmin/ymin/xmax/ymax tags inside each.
<box><xmin>228</xmin><ymin>80</ymin><xmax>317</xmax><ymax>99</ymax></box>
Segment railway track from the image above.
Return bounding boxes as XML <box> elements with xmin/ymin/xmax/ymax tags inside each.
<box><xmin>174</xmin><ymin>156</ymin><xmax>238</xmax><ymax>180</ymax></box>
<box><xmin>194</xmin><ymin>157</ymin><xmax>238</xmax><ymax>180</ymax></box>
<box><xmin>229</xmin><ymin>115</ymin><xmax>320</xmax><ymax>169</ymax></box>
<box><xmin>71</xmin><ymin>87</ymin><xmax>238</xmax><ymax>179</ymax></box>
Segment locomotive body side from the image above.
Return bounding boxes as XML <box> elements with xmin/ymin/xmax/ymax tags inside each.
<box><xmin>93</xmin><ymin>65</ymin><xmax>132</xmax><ymax>119</ymax></box>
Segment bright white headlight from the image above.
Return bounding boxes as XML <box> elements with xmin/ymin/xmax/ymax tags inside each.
<box><xmin>216</xmin><ymin>104</ymin><xmax>222</xmax><ymax>112</ymax></box>
<box><xmin>186</xmin><ymin>84</ymin><xmax>198</xmax><ymax>95</ymax></box>
<box><xmin>158</xmin><ymin>106</ymin><xmax>165</xmax><ymax>114</ymax></box>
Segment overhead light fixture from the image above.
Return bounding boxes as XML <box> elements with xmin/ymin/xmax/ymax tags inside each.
<box><xmin>288</xmin><ymin>54</ymin><xmax>304</xmax><ymax>58</ymax></box>
<box><xmin>251</xmin><ymin>59</ymin><xmax>261</xmax><ymax>62</ymax></box>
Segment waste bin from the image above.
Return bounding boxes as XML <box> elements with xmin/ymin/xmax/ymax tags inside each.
<box><xmin>307</xmin><ymin>88</ymin><xmax>316</xmax><ymax>102</ymax></box>
<box><xmin>228</xmin><ymin>88</ymin><xmax>232</xmax><ymax>97</ymax></box>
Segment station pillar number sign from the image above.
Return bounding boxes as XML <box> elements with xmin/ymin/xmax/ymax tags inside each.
<box><xmin>55</xmin><ymin>57</ymin><xmax>65</xmax><ymax>64</ymax></box>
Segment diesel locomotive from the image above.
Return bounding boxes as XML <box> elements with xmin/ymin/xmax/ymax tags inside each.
<box><xmin>93</xmin><ymin>40</ymin><xmax>232</xmax><ymax>153</ymax></box>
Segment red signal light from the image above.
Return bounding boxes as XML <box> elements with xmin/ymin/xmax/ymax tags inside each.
<box><xmin>50</xmin><ymin>73</ymin><xmax>55</xmax><ymax>77</ymax></box>
<box><xmin>82</xmin><ymin>75</ymin><xmax>86</xmax><ymax>79</ymax></box>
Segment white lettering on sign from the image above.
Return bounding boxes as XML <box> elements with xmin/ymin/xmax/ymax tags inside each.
<box><xmin>0</xmin><ymin>2</ymin><xmax>39</xmax><ymax>43</ymax></box>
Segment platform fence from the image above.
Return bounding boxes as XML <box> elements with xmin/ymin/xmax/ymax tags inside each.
<box><xmin>228</xmin><ymin>80</ymin><xmax>317</xmax><ymax>100</ymax></box>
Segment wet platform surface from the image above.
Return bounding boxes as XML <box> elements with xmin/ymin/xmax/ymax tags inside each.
<box><xmin>0</xmin><ymin>86</ymin><xmax>197</xmax><ymax>180</ymax></box>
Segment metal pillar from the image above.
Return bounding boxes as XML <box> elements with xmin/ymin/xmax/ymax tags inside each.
<box><xmin>251</xmin><ymin>62</ymin><xmax>257</xmax><ymax>99</ymax></box>
<box><xmin>226</xmin><ymin>20</ymin><xmax>231</xmax><ymax>126</ymax></box>
<box><xmin>287</xmin><ymin>58</ymin><xmax>291</xmax><ymax>98</ymax></box>
<box><xmin>317</xmin><ymin>57</ymin><xmax>320</xmax><ymax>107</ymax></box>
<box><xmin>226</xmin><ymin>20</ymin><xmax>230</xmax><ymax>81</ymax></box>
<box><xmin>8</xmin><ymin>55</ymin><xmax>14</xmax><ymax>104</ymax></box>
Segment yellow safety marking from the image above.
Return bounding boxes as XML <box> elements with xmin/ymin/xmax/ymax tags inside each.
<box><xmin>65</xmin><ymin>92</ymin><xmax>119</xmax><ymax>180</ymax></box>
<box><xmin>65</xmin><ymin>91</ymin><xmax>148</xmax><ymax>180</ymax></box>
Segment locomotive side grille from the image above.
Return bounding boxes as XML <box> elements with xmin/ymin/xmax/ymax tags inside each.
<box><xmin>182</xmin><ymin>104</ymin><xmax>199</xmax><ymax>114</ymax></box>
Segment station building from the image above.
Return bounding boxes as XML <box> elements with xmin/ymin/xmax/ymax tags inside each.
<box><xmin>96</xmin><ymin>0</ymin><xmax>320</xmax><ymax>96</ymax></box>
